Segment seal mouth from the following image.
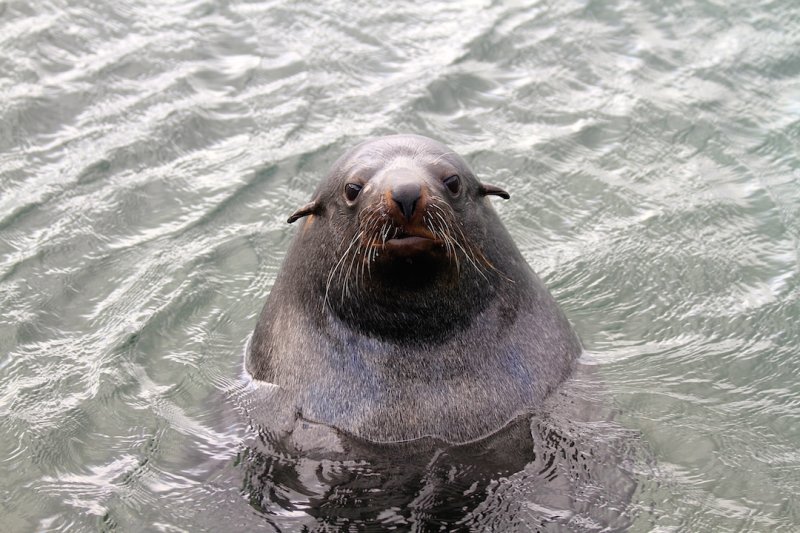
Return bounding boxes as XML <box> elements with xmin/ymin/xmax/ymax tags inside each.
<box><xmin>384</xmin><ymin>235</ymin><xmax>441</xmax><ymax>256</ymax></box>
<box><xmin>368</xmin><ymin>228</ymin><xmax>443</xmax><ymax>257</ymax></box>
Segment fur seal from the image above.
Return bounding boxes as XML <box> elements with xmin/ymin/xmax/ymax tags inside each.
<box><xmin>247</xmin><ymin>134</ymin><xmax>581</xmax><ymax>443</ymax></box>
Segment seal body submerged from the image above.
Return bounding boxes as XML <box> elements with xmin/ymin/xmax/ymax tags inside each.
<box><xmin>247</xmin><ymin>134</ymin><xmax>581</xmax><ymax>443</ymax></box>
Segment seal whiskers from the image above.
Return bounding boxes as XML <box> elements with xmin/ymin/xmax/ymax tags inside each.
<box><xmin>427</xmin><ymin>200</ymin><xmax>490</xmax><ymax>281</ymax></box>
<box><xmin>324</xmin><ymin>230</ymin><xmax>362</xmax><ymax>311</ymax></box>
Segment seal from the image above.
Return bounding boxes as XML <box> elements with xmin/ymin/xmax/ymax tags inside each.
<box><xmin>247</xmin><ymin>134</ymin><xmax>581</xmax><ymax>443</ymax></box>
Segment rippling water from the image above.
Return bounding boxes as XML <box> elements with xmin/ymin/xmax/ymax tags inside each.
<box><xmin>1</xmin><ymin>0</ymin><xmax>799</xmax><ymax>531</ymax></box>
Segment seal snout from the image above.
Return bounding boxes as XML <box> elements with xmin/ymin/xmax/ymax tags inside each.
<box><xmin>391</xmin><ymin>182</ymin><xmax>422</xmax><ymax>222</ymax></box>
<box><xmin>368</xmin><ymin>178</ymin><xmax>443</xmax><ymax>258</ymax></box>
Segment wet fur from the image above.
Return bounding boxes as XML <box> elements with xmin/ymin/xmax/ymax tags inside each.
<box><xmin>247</xmin><ymin>134</ymin><xmax>581</xmax><ymax>443</ymax></box>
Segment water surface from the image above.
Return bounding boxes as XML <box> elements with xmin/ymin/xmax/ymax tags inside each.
<box><xmin>1</xmin><ymin>0</ymin><xmax>799</xmax><ymax>531</ymax></box>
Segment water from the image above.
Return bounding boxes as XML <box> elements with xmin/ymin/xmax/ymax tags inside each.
<box><xmin>1</xmin><ymin>0</ymin><xmax>798</xmax><ymax>530</ymax></box>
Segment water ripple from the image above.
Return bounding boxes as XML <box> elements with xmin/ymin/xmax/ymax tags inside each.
<box><xmin>1</xmin><ymin>0</ymin><xmax>799</xmax><ymax>531</ymax></box>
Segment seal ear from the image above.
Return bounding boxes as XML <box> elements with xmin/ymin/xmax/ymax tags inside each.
<box><xmin>479</xmin><ymin>183</ymin><xmax>510</xmax><ymax>200</ymax></box>
<box><xmin>287</xmin><ymin>200</ymin><xmax>321</xmax><ymax>224</ymax></box>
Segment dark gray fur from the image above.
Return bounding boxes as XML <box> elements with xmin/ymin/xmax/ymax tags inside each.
<box><xmin>247</xmin><ymin>134</ymin><xmax>581</xmax><ymax>443</ymax></box>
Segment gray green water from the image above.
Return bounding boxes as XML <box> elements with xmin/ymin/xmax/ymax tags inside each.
<box><xmin>1</xmin><ymin>0</ymin><xmax>799</xmax><ymax>531</ymax></box>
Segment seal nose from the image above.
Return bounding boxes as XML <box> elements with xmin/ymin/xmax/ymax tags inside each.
<box><xmin>392</xmin><ymin>182</ymin><xmax>422</xmax><ymax>221</ymax></box>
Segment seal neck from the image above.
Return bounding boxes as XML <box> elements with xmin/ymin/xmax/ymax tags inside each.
<box><xmin>323</xmin><ymin>261</ymin><xmax>498</xmax><ymax>345</ymax></box>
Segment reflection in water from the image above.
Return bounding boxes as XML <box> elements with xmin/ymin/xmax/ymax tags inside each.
<box><xmin>235</xmin><ymin>373</ymin><xmax>639</xmax><ymax>531</ymax></box>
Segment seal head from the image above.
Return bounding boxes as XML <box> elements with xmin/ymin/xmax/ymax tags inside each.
<box><xmin>248</xmin><ymin>134</ymin><xmax>581</xmax><ymax>443</ymax></box>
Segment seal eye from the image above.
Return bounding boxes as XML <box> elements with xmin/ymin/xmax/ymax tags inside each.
<box><xmin>444</xmin><ymin>175</ymin><xmax>461</xmax><ymax>195</ymax></box>
<box><xmin>344</xmin><ymin>183</ymin><xmax>362</xmax><ymax>202</ymax></box>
